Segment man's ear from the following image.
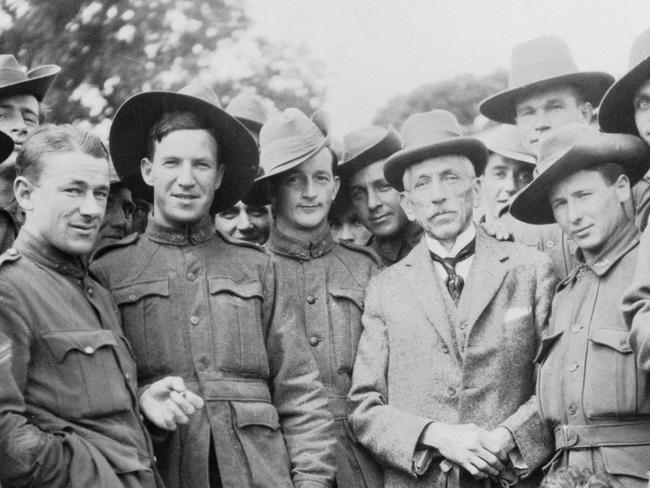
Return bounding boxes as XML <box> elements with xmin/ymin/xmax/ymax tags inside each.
<box><xmin>399</xmin><ymin>192</ymin><xmax>416</xmax><ymax>222</ymax></box>
<box><xmin>141</xmin><ymin>157</ymin><xmax>154</xmax><ymax>186</ymax></box>
<box><xmin>472</xmin><ymin>176</ymin><xmax>483</xmax><ymax>208</ymax></box>
<box><xmin>214</xmin><ymin>162</ymin><xmax>225</xmax><ymax>190</ymax></box>
<box><xmin>14</xmin><ymin>176</ymin><xmax>35</xmax><ymax>212</ymax></box>
<box><xmin>578</xmin><ymin>101</ymin><xmax>594</xmax><ymax>125</ymax></box>
<box><xmin>614</xmin><ymin>173</ymin><xmax>632</xmax><ymax>204</ymax></box>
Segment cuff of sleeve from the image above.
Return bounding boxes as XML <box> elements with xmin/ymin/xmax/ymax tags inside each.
<box><xmin>293</xmin><ymin>479</ymin><xmax>332</xmax><ymax>488</ymax></box>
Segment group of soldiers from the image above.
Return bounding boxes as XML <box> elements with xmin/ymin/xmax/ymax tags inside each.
<box><xmin>2</xmin><ymin>27</ymin><xmax>650</xmax><ymax>488</ymax></box>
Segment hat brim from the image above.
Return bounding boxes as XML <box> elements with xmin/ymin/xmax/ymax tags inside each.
<box><xmin>599</xmin><ymin>57</ymin><xmax>650</xmax><ymax>136</ymax></box>
<box><xmin>337</xmin><ymin>127</ymin><xmax>402</xmax><ymax>179</ymax></box>
<box><xmin>479</xmin><ymin>72</ymin><xmax>615</xmax><ymax>125</ymax></box>
<box><xmin>0</xmin><ymin>131</ymin><xmax>14</xmax><ymax>164</ymax></box>
<box><xmin>384</xmin><ymin>137</ymin><xmax>488</xmax><ymax>191</ymax></box>
<box><xmin>0</xmin><ymin>65</ymin><xmax>60</xmax><ymax>102</ymax></box>
<box><xmin>488</xmin><ymin>147</ymin><xmax>536</xmax><ymax>167</ymax></box>
<box><xmin>109</xmin><ymin>91</ymin><xmax>259</xmax><ymax>214</ymax></box>
<box><xmin>510</xmin><ymin>133</ymin><xmax>650</xmax><ymax>225</ymax></box>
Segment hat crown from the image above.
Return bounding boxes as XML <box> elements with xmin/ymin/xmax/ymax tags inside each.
<box><xmin>401</xmin><ymin>110</ymin><xmax>462</xmax><ymax>150</ymax></box>
<box><xmin>629</xmin><ymin>29</ymin><xmax>650</xmax><ymax>69</ymax></box>
<box><xmin>536</xmin><ymin>123</ymin><xmax>596</xmax><ymax>175</ymax></box>
<box><xmin>509</xmin><ymin>36</ymin><xmax>578</xmax><ymax>90</ymax></box>
<box><xmin>477</xmin><ymin>124</ymin><xmax>535</xmax><ymax>165</ymax></box>
<box><xmin>226</xmin><ymin>93</ymin><xmax>268</xmax><ymax>126</ymax></box>
<box><xmin>178</xmin><ymin>82</ymin><xmax>223</xmax><ymax>109</ymax></box>
<box><xmin>342</xmin><ymin>126</ymin><xmax>394</xmax><ymax>162</ymax></box>
<box><xmin>0</xmin><ymin>55</ymin><xmax>23</xmax><ymax>73</ymax></box>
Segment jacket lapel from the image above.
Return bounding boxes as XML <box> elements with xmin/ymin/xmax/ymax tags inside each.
<box><xmin>404</xmin><ymin>240</ymin><xmax>460</xmax><ymax>360</ymax></box>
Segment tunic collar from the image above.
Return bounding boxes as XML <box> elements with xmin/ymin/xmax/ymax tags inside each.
<box><xmin>146</xmin><ymin>213</ymin><xmax>215</xmax><ymax>246</ymax></box>
<box><xmin>266</xmin><ymin>224</ymin><xmax>333</xmax><ymax>260</ymax></box>
<box><xmin>14</xmin><ymin>229</ymin><xmax>86</xmax><ymax>277</ymax></box>
<box><xmin>574</xmin><ymin>219</ymin><xmax>639</xmax><ymax>278</ymax></box>
<box><xmin>372</xmin><ymin>224</ymin><xmax>422</xmax><ymax>263</ymax></box>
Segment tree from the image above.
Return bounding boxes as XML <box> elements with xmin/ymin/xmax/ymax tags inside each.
<box><xmin>0</xmin><ymin>0</ymin><xmax>326</xmax><ymax>127</ymax></box>
<box><xmin>373</xmin><ymin>70</ymin><xmax>508</xmax><ymax>131</ymax></box>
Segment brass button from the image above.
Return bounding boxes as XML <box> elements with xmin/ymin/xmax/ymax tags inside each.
<box><xmin>571</xmin><ymin>323</ymin><xmax>582</xmax><ymax>333</ymax></box>
<box><xmin>129</xmin><ymin>294</ymin><xmax>136</xmax><ymax>301</ymax></box>
<box><xmin>187</xmin><ymin>272</ymin><xmax>196</xmax><ymax>281</ymax></box>
<box><xmin>309</xmin><ymin>336</ymin><xmax>320</xmax><ymax>346</ymax></box>
<box><xmin>568</xmin><ymin>403</ymin><xmax>577</xmax><ymax>415</ymax></box>
<box><xmin>307</xmin><ymin>295</ymin><xmax>317</xmax><ymax>304</ymax></box>
<box><xmin>87</xmin><ymin>287</ymin><xmax>94</xmax><ymax>296</ymax></box>
<box><xmin>6</xmin><ymin>247</ymin><xmax>17</xmax><ymax>256</ymax></box>
<box><xmin>447</xmin><ymin>387</ymin><xmax>456</xmax><ymax>396</ymax></box>
<box><xmin>546</xmin><ymin>240</ymin><xmax>555</xmax><ymax>248</ymax></box>
<box><xmin>83</xmin><ymin>346</ymin><xmax>95</xmax><ymax>354</ymax></box>
<box><xmin>125</xmin><ymin>373</ymin><xmax>130</xmax><ymax>380</ymax></box>
<box><xmin>568</xmin><ymin>363</ymin><xmax>579</xmax><ymax>372</ymax></box>
<box><xmin>441</xmin><ymin>344</ymin><xmax>449</xmax><ymax>353</ymax></box>
<box><xmin>459</xmin><ymin>322</ymin><xmax>467</xmax><ymax>330</ymax></box>
<box><xmin>190</xmin><ymin>316</ymin><xmax>199</xmax><ymax>325</ymax></box>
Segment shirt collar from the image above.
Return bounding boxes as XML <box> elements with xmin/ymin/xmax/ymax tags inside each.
<box><xmin>426</xmin><ymin>224</ymin><xmax>476</xmax><ymax>258</ymax></box>
<box><xmin>267</xmin><ymin>224</ymin><xmax>333</xmax><ymax>260</ymax></box>
<box><xmin>146</xmin><ymin>213</ymin><xmax>215</xmax><ymax>246</ymax></box>
<box><xmin>575</xmin><ymin>219</ymin><xmax>639</xmax><ymax>277</ymax></box>
<box><xmin>14</xmin><ymin>228</ymin><xmax>86</xmax><ymax>278</ymax></box>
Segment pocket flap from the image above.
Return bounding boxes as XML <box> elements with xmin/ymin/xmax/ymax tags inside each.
<box><xmin>208</xmin><ymin>278</ymin><xmax>262</xmax><ymax>299</ymax></box>
<box><xmin>534</xmin><ymin>329</ymin><xmax>564</xmax><ymax>364</ymax></box>
<box><xmin>601</xmin><ymin>445</ymin><xmax>650</xmax><ymax>479</ymax></box>
<box><xmin>329</xmin><ymin>287</ymin><xmax>365</xmax><ymax>310</ymax></box>
<box><xmin>589</xmin><ymin>328</ymin><xmax>632</xmax><ymax>353</ymax></box>
<box><xmin>232</xmin><ymin>401</ymin><xmax>280</xmax><ymax>430</ymax></box>
<box><xmin>113</xmin><ymin>280</ymin><xmax>170</xmax><ymax>304</ymax></box>
<box><xmin>42</xmin><ymin>330</ymin><xmax>117</xmax><ymax>362</ymax></box>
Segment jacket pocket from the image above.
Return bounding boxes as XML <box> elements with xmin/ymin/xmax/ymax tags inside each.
<box><xmin>534</xmin><ymin>329</ymin><xmax>563</xmax><ymax>364</ymax></box>
<box><xmin>208</xmin><ymin>278</ymin><xmax>267</xmax><ymax>375</ymax></box>
<box><xmin>536</xmin><ymin>329</ymin><xmax>564</xmax><ymax>420</ymax></box>
<box><xmin>584</xmin><ymin>328</ymin><xmax>639</xmax><ymax>419</ymax></box>
<box><xmin>40</xmin><ymin>330</ymin><xmax>132</xmax><ymax>418</ymax></box>
<box><xmin>328</xmin><ymin>287</ymin><xmax>365</xmax><ymax>371</ymax></box>
<box><xmin>113</xmin><ymin>279</ymin><xmax>173</xmax><ymax>380</ymax></box>
<box><xmin>600</xmin><ymin>445</ymin><xmax>650</xmax><ymax>481</ymax></box>
<box><xmin>231</xmin><ymin>401</ymin><xmax>292</xmax><ymax>487</ymax></box>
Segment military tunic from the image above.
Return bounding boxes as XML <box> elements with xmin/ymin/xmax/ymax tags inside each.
<box><xmin>0</xmin><ymin>230</ymin><xmax>161</xmax><ymax>488</ymax></box>
<box><xmin>91</xmin><ymin>215</ymin><xmax>337</xmax><ymax>488</ymax></box>
<box><xmin>536</xmin><ymin>221</ymin><xmax>650</xmax><ymax>487</ymax></box>
<box><xmin>0</xmin><ymin>199</ymin><xmax>24</xmax><ymax>254</ymax></box>
<box><xmin>266</xmin><ymin>225</ymin><xmax>383</xmax><ymax>487</ymax></box>
<box><xmin>370</xmin><ymin>224</ymin><xmax>422</xmax><ymax>267</ymax></box>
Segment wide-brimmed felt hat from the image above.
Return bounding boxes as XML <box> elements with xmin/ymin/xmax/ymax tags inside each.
<box><xmin>243</xmin><ymin>107</ymin><xmax>332</xmax><ymax>206</ymax></box>
<box><xmin>476</xmin><ymin>124</ymin><xmax>535</xmax><ymax>168</ymax></box>
<box><xmin>510</xmin><ymin>123</ymin><xmax>650</xmax><ymax>225</ymax></box>
<box><xmin>0</xmin><ymin>55</ymin><xmax>60</xmax><ymax>102</ymax></box>
<box><xmin>337</xmin><ymin>125</ymin><xmax>402</xmax><ymax>179</ymax></box>
<box><xmin>384</xmin><ymin>110</ymin><xmax>487</xmax><ymax>191</ymax></box>
<box><xmin>225</xmin><ymin>93</ymin><xmax>269</xmax><ymax>134</ymax></box>
<box><xmin>109</xmin><ymin>82</ymin><xmax>259</xmax><ymax>214</ymax></box>
<box><xmin>479</xmin><ymin>36</ymin><xmax>614</xmax><ymax>125</ymax></box>
<box><xmin>0</xmin><ymin>130</ymin><xmax>13</xmax><ymax>164</ymax></box>
<box><xmin>599</xmin><ymin>29</ymin><xmax>650</xmax><ymax>136</ymax></box>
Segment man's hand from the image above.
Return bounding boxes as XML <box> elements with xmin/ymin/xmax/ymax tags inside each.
<box><xmin>480</xmin><ymin>426</ymin><xmax>515</xmax><ymax>461</ymax></box>
<box><xmin>140</xmin><ymin>376</ymin><xmax>204</xmax><ymax>430</ymax></box>
<box><xmin>419</xmin><ymin>423</ymin><xmax>506</xmax><ymax>479</ymax></box>
<box><xmin>480</xmin><ymin>220</ymin><xmax>512</xmax><ymax>241</ymax></box>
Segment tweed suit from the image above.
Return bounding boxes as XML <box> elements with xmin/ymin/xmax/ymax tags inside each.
<box><xmin>348</xmin><ymin>228</ymin><xmax>556</xmax><ymax>488</ymax></box>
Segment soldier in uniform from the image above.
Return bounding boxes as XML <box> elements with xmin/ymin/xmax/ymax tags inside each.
<box><xmin>328</xmin><ymin>186</ymin><xmax>373</xmax><ymax>246</ymax></box>
<box><xmin>0</xmin><ymin>124</ymin><xmax>202</xmax><ymax>488</ymax></box>
<box><xmin>243</xmin><ymin>108</ymin><xmax>383</xmax><ymax>487</ymax></box>
<box><xmin>0</xmin><ymin>55</ymin><xmax>60</xmax><ymax>254</ymax></box>
<box><xmin>93</xmin><ymin>163</ymin><xmax>135</xmax><ymax>251</ymax></box>
<box><xmin>90</xmin><ymin>84</ymin><xmax>336</xmax><ymax>488</ymax></box>
<box><xmin>339</xmin><ymin>125</ymin><xmax>422</xmax><ymax>266</ymax></box>
<box><xmin>510</xmin><ymin>124</ymin><xmax>650</xmax><ymax>487</ymax></box>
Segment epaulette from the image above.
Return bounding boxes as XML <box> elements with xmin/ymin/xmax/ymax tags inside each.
<box><xmin>338</xmin><ymin>240</ymin><xmax>383</xmax><ymax>266</ymax></box>
<box><xmin>90</xmin><ymin>232</ymin><xmax>140</xmax><ymax>262</ymax></box>
<box><xmin>0</xmin><ymin>247</ymin><xmax>21</xmax><ymax>267</ymax></box>
<box><xmin>214</xmin><ymin>229</ymin><xmax>266</xmax><ymax>253</ymax></box>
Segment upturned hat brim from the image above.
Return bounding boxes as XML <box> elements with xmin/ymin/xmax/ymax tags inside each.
<box><xmin>479</xmin><ymin>72</ymin><xmax>614</xmax><ymax>125</ymax></box>
<box><xmin>0</xmin><ymin>130</ymin><xmax>14</xmax><ymax>164</ymax></box>
<box><xmin>109</xmin><ymin>91</ymin><xmax>259</xmax><ymax>214</ymax></box>
<box><xmin>384</xmin><ymin>137</ymin><xmax>488</xmax><ymax>191</ymax></box>
<box><xmin>599</xmin><ymin>57</ymin><xmax>650</xmax><ymax>136</ymax></box>
<box><xmin>510</xmin><ymin>132</ymin><xmax>650</xmax><ymax>225</ymax></box>
<box><xmin>0</xmin><ymin>65</ymin><xmax>60</xmax><ymax>102</ymax></box>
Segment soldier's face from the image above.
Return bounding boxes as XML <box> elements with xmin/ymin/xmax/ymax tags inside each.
<box><xmin>17</xmin><ymin>151</ymin><xmax>109</xmax><ymax>256</ymax></box>
<box><xmin>349</xmin><ymin>160</ymin><xmax>411</xmax><ymax>239</ymax></box>
<box><xmin>479</xmin><ymin>154</ymin><xmax>533</xmax><ymax>222</ymax></box>
<box><xmin>400</xmin><ymin>155</ymin><xmax>479</xmax><ymax>248</ymax></box>
<box><xmin>142</xmin><ymin>129</ymin><xmax>223</xmax><ymax>228</ymax></box>
<box><xmin>94</xmin><ymin>184</ymin><xmax>135</xmax><ymax>249</ymax></box>
<box><xmin>329</xmin><ymin>206</ymin><xmax>373</xmax><ymax>246</ymax></box>
<box><xmin>515</xmin><ymin>86</ymin><xmax>592</xmax><ymax>155</ymax></box>
<box><xmin>272</xmin><ymin>148</ymin><xmax>339</xmax><ymax>236</ymax></box>
<box><xmin>214</xmin><ymin>200</ymin><xmax>271</xmax><ymax>244</ymax></box>
<box><xmin>634</xmin><ymin>79</ymin><xmax>650</xmax><ymax>145</ymax></box>
<box><xmin>550</xmin><ymin>169</ymin><xmax>630</xmax><ymax>261</ymax></box>
<box><xmin>0</xmin><ymin>94</ymin><xmax>39</xmax><ymax>170</ymax></box>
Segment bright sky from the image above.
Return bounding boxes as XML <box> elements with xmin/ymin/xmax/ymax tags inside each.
<box><xmin>246</xmin><ymin>0</ymin><xmax>650</xmax><ymax>137</ymax></box>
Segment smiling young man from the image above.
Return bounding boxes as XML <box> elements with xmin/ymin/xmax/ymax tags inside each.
<box><xmin>0</xmin><ymin>55</ymin><xmax>60</xmax><ymax>254</ymax></box>
<box><xmin>242</xmin><ymin>108</ymin><xmax>383</xmax><ymax>488</ymax></box>
<box><xmin>0</xmin><ymin>124</ymin><xmax>203</xmax><ymax>488</ymax></box>
<box><xmin>91</xmin><ymin>87</ymin><xmax>336</xmax><ymax>488</ymax></box>
<box><xmin>510</xmin><ymin>123</ymin><xmax>650</xmax><ymax>487</ymax></box>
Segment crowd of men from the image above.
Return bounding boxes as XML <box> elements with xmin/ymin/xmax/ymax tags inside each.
<box><xmin>2</xmin><ymin>29</ymin><xmax>650</xmax><ymax>488</ymax></box>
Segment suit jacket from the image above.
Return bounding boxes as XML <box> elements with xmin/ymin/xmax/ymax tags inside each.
<box><xmin>348</xmin><ymin>228</ymin><xmax>556</xmax><ymax>488</ymax></box>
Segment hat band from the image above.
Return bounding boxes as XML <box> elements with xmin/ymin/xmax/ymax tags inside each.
<box><xmin>261</xmin><ymin>130</ymin><xmax>330</xmax><ymax>174</ymax></box>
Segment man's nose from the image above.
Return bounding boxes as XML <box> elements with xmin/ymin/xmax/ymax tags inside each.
<box><xmin>236</xmin><ymin>211</ymin><xmax>253</xmax><ymax>230</ymax></box>
<box><xmin>367</xmin><ymin>189</ymin><xmax>381</xmax><ymax>210</ymax></box>
<box><xmin>338</xmin><ymin>223</ymin><xmax>355</xmax><ymax>244</ymax></box>
<box><xmin>177</xmin><ymin>162</ymin><xmax>195</xmax><ymax>187</ymax></box>
<box><xmin>80</xmin><ymin>192</ymin><xmax>104</xmax><ymax>219</ymax></box>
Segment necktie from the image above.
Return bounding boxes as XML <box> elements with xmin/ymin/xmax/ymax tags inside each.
<box><xmin>430</xmin><ymin>239</ymin><xmax>475</xmax><ymax>304</ymax></box>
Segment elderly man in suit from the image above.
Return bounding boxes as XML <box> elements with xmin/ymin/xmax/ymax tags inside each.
<box><xmin>348</xmin><ymin>110</ymin><xmax>556</xmax><ymax>488</ymax></box>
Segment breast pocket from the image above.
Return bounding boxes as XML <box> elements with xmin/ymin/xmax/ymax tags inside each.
<box><xmin>585</xmin><ymin>328</ymin><xmax>642</xmax><ymax>419</ymax></box>
<box><xmin>40</xmin><ymin>330</ymin><xmax>132</xmax><ymax>419</ymax></box>
<box><xmin>328</xmin><ymin>287</ymin><xmax>365</xmax><ymax>372</ymax></box>
<box><xmin>113</xmin><ymin>279</ymin><xmax>174</xmax><ymax>380</ymax></box>
<box><xmin>535</xmin><ymin>329</ymin><xmax>564</xmax><ymax>419</ymax></box>
<box><xmin>208</xmin><ymin>278</ymin><xmax>267</xmax><ymax>375</ymax></box>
